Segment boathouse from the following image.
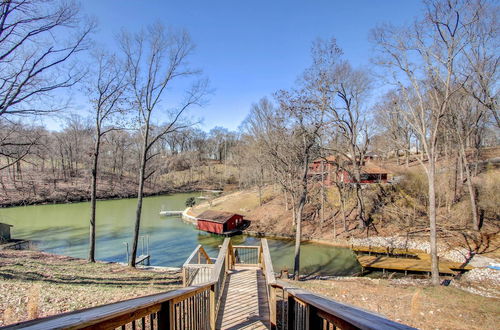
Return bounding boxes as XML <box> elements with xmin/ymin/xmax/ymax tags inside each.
<box><xmin>196</xmin><ymin>210</ymin><xmax>244</xmax><ymax>235</ymax></box>
<box><xmin>0</xmin><ymin>223</ymin><xmax>13</xmax><ymax>241</ymax></box>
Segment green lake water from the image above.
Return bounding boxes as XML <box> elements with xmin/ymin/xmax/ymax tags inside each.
<box><xmin>0</xmin><ymin>193</ymin><xmax>360</xmax><ymax>276</ymax></box>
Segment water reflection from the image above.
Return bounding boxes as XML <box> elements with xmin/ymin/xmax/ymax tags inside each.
<box><xmin>0</xmin><ymin>193</ymin><xmax>360</xmax><ymax>276</ymax></box>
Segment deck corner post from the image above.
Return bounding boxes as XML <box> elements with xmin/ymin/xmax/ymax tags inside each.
<box><xmin>182</xmin><ymin>267</ymin><xmax>187</xmax><ymax>286</ymax></box>
<box><xmin>210</xmin><ymin>283</ymin><xmax>216</xmax><ymax>330</ymax></box>
<box><xmin>308</xmin><ymin>306</ymin><xmax>322</xmax><ymax>329</ymax></box>
<box><xmin>286</xmin><ymin>292</ymin><xmax>296</xmax><ymax>329</ymax></box>
<box><xmin>157</xmin><ymin>301</ymin><xmax>172</xmax><ymax>330</ymax></box>
<box><xmin>270</xmin><ymin>285</ymin><xmax>277</xmax><ymax>330</ymax></box>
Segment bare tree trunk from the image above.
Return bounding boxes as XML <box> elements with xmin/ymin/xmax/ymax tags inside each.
<box><xmin>320</xmin><ymin>160</ymin><xmax>325</xmax><ymax>226</ymax></box>
<box><xmin>293</xmin><ymin>198</ymin><xmax>304</xmax><ymax>281</ymax></box>
<box><xmin>428</xmin><ymin>160</ymin><xmax>440</xmax><ymax>286</ymax></box>
<box><xmin>355</xmin><ymin>183</ymin><xmax>365</xmax><ymax>229</ymax></box>
<box><xmin>258</xmin><ymin>184</ymin><xmax>262</xmax><ymax>206</ymax></box>
<box><xmin>336</xmin><ymin>183</ymin><xmax>347</xmax><ymax>232</ymax></box>
<box><xmin>130</xmin><ymin>128</ymin><xmax>149</xmax><ymax>267</ymax></box>
<box><xmin>284</xmin><ymin>190</ymin><xmax>289</xmax><ymax>211</ymax></box>
<box><xmin>453</xmin><ymin>154</ymin><xmax>459</xmax><ymax>203</ymax></box>
<box><xmin>88</xmin><ymin>133</ymin><xmax>101</xmax><ymax>263</ymax></box>
<box><xmin>460</xmin><ymin>148</ymin><xmax>479</xmax><ymax>230</ymax></box>
<box><xmin>293</xmin><ymin>145</ymin><xmax>312</xmax><ymax>280</ymax></box>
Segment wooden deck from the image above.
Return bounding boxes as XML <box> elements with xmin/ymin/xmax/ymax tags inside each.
<box><xmin>216</xmin><ymin>266</ymin><xmax>270</xmax><ymax>329</ymax></box>
<box><xmin>351</xmin><ymin>245</ymin><xmax>422</xmax><ymax>257</ymax></box>
<box><xmin>357</xmin><ymin>255</ymin><xmax>473</xmax><ymax>275</ymax></box>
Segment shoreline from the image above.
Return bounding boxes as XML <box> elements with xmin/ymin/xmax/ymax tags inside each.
<box><xmin>0</xmin><ymin>188</ymin><xmax>198</xmax><ymax>209</ymax></box>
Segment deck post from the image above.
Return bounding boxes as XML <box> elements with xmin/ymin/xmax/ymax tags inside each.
<box><xmin>210</xmin><ymin>283</ymin><xmax>216</xmax><ymax>330</ymax></box>
<box><xmin>157</xmin><ymin>301</ymin><xmax>172</xmax><ymax>330</ymax></box>
<box><xmin>269</xmin><ymin>285</ymin><xmax>277</xmax><ymax>329</ymax></box>
<box><xmin>308</xmin><ymin>305</ymin><xmax>322</xmax><ymax>329</ymax></box>
<box><xmin>287</xmin><ymin>293</ymin><xmax>296</xmax><ymax>329</ymax></box>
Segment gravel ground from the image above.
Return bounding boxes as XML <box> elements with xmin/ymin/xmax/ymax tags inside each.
<box><xmin>349</xmin><ymin>235</ymin><xmax>500</xmax><ymax>297</ymax></box>
<box><xmin>349</xmin><ymin>236</ymin><xmax>497</xmax><ymax>266</ymax></box>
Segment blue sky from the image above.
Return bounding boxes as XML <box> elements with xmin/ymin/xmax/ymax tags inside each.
<box><xmin>50</xmin><ymin>0</ymin><xmax>424</xmax><ymax>131</ymax></box>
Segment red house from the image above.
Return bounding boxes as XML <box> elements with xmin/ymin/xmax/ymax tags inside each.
<box><xmin>196</xmin><ymin>210</ymin><xmax>244</xmax><ymax>235</ymax></box>
<box><xmin>309</xmin><ymin>156</ymin><xmax>390</xmax><ymax>185</ymax></box>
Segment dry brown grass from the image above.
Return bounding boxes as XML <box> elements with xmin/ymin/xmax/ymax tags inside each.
<box><xmin>0</xmin><ymin>250</ymin><xmax>181</xmax><ymax>326</ymax></box>
<box><xmin>292</xmin><ymin>278</ymin><xmax>500</xmax><ymax>330</ymax></box>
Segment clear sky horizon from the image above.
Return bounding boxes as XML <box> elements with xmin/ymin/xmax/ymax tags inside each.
<box><xmin>46</xmin><ymin>0</ymin><xmax>424</xmax><ymax>132</ymax></box>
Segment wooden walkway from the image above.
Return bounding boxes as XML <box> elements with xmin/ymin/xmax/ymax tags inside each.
<box><xmin>216</xmin><ymin>266</ymin><xmax>270</xmax><ymax>330</ymax></box>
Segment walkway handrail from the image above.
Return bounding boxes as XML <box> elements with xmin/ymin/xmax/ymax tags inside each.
<box><xmin>6</xmin><ymin>239</ymin><xmax>235</xmax><ymax>330</ymax></box>
<box><xmin>7</xmin><ymin>238</ymin><xmax>415</xmax><ymax>330</ymax></box>
<box><xmin>258</xmin><ymin>239</ymin><xmax>414</xmax><ymax>330</ymax></box>
<box><xmin>183</xmin><ymin>244</ymin><xmax>213</xmax><ymax>266</ymax></box>
<box><xmin>182</xmin><ymin>244</ymin><xmax>214</xmax><ymax>286</ymax></box>
<box><xmin>4</xmin><ymin>282</ymin><xmax>217</xmax><ymax>330</ymax></box>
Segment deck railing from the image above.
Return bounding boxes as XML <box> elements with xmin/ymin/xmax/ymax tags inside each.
<box><xmin>258</xmin><ymin>238</ymin><xmax>415</xmax><ymax>330</ymax></box>
<box><xmin>4</xmin><ymin>283</ymin><xmax>214</xmax><ymax>330</ymax></box>
<box><xmin>182</xmin><ymin>244</ymin><xmax>214</xmax><ymax>286</ymax></box>
<box><xmin>233</xmin><ymin>244</ymin><xmax>260</xmax><ymax>265</ymax></box>
<box><xmin>5</xmin><ymin>238</ymin><xmax>414</xmax><ymax>330</ymax></box>
<box><xmin>5</xmin><ymin>239</ymin><xmax>234</xmax><ymax>330</ymax></box>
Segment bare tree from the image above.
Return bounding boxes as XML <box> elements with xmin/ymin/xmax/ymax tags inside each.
<box><xmin>303</xmin><ymin>38</ymin><xmax>372</xmax><ymax>230</ymax></box>
<box><xmin>0</xmin><ymin>0</ymin><xmax>93</xmax><ymax>117</ymax></box>
<box><xmin>0</xmin><ymin>0</ymin><xmax>93</xmax><ymax>172</ymax></box>
<box><xmin>87</xmin><ymin>51</ymin><xmax>127</xmax><ymax>263</ymax></box>
<box><xmin>376</xmin><ymin>90</ymin><xmax>414</xmax><ymax>166</ymax></box>
<box><xmin>449</xmin><ymin>91</ymin><xmax>488</xmax><ymax>230</ymax></box>
<box><xmin>461</xmin><ymin>0</ymin><xmax>499</xmax><ymax>128</ymax></box>
<box><xmin>275</xmin><ymin>90</ymin><xmax>325</xmax><ymax>280</ymax></box>
<box><xmin>372</xmin><ymin>0</ymin><xmax>481</xmax><ymax>285</ymax></box>
<box><xmin>120</xmin><ymin>23</ymin><xmax>207</xmax><ymax>267</ymax></box>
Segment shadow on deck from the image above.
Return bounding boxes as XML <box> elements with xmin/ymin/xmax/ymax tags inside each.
<box><xmin>216</xmin><ymin>266</ymin><xmax>269</xmax><ymax>329</ymax></box>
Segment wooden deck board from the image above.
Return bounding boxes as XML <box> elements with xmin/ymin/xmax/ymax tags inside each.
<box><xmin>216</xmin><ymin>266</ymin><xmax>269</xmax><ymax>329</ymax></box>
<box><xmin>351</xmin><ymin>245</ymin><xmax>422</xmax><ymax>257</ymax></box>
<box><xmin>357</xmin><ymin>255</ymin><xmax>472</xmax><ymax>275</ymax></box>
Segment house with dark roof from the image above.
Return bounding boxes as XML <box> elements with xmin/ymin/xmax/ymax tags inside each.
<box><xmin>196</xmin><ymin>210</ymin><xmax>245</xmax><ymax>235</ymax></box>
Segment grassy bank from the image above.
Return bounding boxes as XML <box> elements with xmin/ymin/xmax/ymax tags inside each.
<box><xmin>0</xmin><ymin>250</ymin><xmax>181</xmax><ymax>326</ymax></box>
<box><xmin>291</xmin><ymin>277</ymin><xmax>499</xmax><ymax>330</ymax></box>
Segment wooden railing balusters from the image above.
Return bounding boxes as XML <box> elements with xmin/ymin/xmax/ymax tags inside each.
<box><xmin>209</xmin><ymin>284</ymin><xmax>216</xmax><ymax>330</ymax></box>
<box><xmin>7</xmin><ymin>237</ymin><xmax>414</xmax><ymax>330</ymax></box>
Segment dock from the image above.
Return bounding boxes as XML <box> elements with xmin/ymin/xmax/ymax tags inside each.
<box><xmin>0</xmin><ymin>239</ymin><xmax>30</xmax><ymax>250</ymax></box>
<box><xmin>356</xmin><ymin>254</ymin><xmax>473</xmax><ymax>275</ymax></box>
<box><xmin>135</xmin><ymin>254</ymin><xmax>150</xmax><ymax>265</ymax></box>
<box><xmin>351</xmin><ymin>245</ymin><xmax>422</xmax><ymax>258</ymax></box>
<box><xmin>159</xmin><ymin>210</ymin><xmax>183</xmax><ymax>216</ymax></box>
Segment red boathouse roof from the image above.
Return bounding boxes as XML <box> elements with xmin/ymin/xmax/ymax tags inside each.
<box><xmin>197</xmin><ymin>210</ymin><xmax>243</xmax><ymax>224</ymax></box>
